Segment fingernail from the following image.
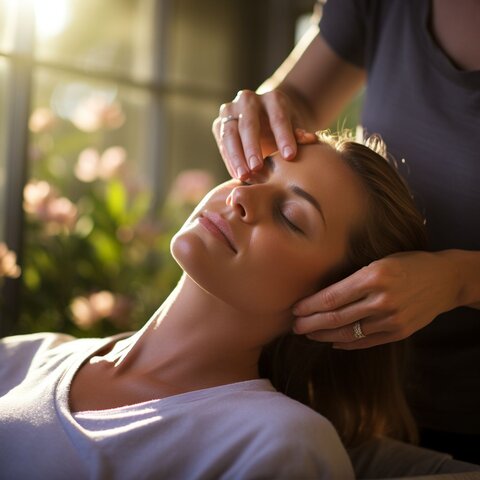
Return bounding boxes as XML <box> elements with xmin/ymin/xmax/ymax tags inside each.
<box><xmin>236</xmin><ymin>166</ymin><xmax>248</xmax><ymax>178</ymax></box>
<box><xmin>295</xmin><ymin>128</ymin><xmax>306</xmax><ymax>136</ymax></box>
<box><xmin>248</xmin><ymin>155</ymin><xmax>262</xmax><ymax>170</ymax></box>
<box><xmin>283</xmin><ymin>146</ymin><xmax>294</xmax><ymax>159</ymax></box>
<box><xmin>292</xmin><ymin>304</ymin><xmax>302</xmax><ymax>316</ymax></box>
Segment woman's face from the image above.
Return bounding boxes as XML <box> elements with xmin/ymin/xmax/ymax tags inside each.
<box><xmin>171</xmin><ymin>143</ymin><xmax>367</xmax><ymax>315</ymax></box>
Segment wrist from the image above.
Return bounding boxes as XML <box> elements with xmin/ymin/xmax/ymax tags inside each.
<box><xmin>275</xmin><ymin>83</ymin><xmax>316</xmax><ymax>130</ymax></box>
<box><xmin>437</xmin><ymin>249</ymin><xmax>480</xmax><ymax>309</ymax></box>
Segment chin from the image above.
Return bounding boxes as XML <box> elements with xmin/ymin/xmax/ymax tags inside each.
<box><xmin>170</xmin><ymin>229</ymin><xmax>199</xmax><ymax>272</ymax></box>
<box><xmin>171</xmin><ymin>228</ymin><xmax>302</xmax><ymax>316</ymax></box>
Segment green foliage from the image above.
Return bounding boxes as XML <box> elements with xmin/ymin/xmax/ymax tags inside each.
<box><xmin>19</xmin><ymin>171</ymin><xmax>185</xmax><ymax>337</ymax></box>
<box><xmin>16</xmin><ymin>107</ymin><xmax>198</xmax><ymax>338</ymax></box>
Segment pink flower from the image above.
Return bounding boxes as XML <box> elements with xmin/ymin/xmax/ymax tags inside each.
<box><xmin>0</xmin><ymin>243</ymin><xmax>21</xmax><ymax>279</ymax></box>
<box><xmin>23</xmin><ymin>180</ymin><xmax>78</xmax><ymax>233</ymax></box>
<box><xmin>71</xmin><ymin>95</ymin><xmax>125</xmax><ymax>132</ymax></box>
<box><xmin>168</xmin><ymin>169</ymin><xmax>215</xmax><ymax>205</ymax></box>
<box><xmin>98</xmin><ymin>146</ymin><xmax>127</xmax><ymax>180</ymax></box>
<box><xmin>74</xmin><ymin>148</ymin><xmax>101</xmax><ymax>182</ymax></box>
<box><xmin>29</xmin><ymin>107</ymin><xmax>57</xmax><ymax>133</ymax></box>
<box><xmin>70</xmin><ymin>296</ymin><xmax>99</xmax><ymax>330</ymax></box>
<box><xmin>23</xmin><ymin>180</ymin><xmax>54</xmax><ymax>219</ymax></box>
<box><xmin>46</xmin><ymin>197</ymin><xmax>78</xmax><ymax>231</ymax></box>
<box><xmin>70</xmin><ymin>291</ymin><xmax>133</xmax><ymax>330</ymax></box>
<box><xmin>74</xmin><ymin>146</ymin><xmax>127</xmax><ymax>182</ymax></box>
<box><xmin>108</xmin><ymin>295</ymin><xmax>135</xmax><ymax>329</ymax></box>
<box><xmin>133</xmin><ymin>219</ymin><xmax>163</xmax><ymax>246</ymax></box>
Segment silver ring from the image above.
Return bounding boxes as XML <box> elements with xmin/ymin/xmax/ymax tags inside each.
<box><xmin>221</xmin><ymin>114</ymin><xmax>239</xmax><ymax>124</ymax></box>
<box><xmin>352</xmin><ymin>320</ymin><xmax>366</xmax><ymax>339</ymax></box>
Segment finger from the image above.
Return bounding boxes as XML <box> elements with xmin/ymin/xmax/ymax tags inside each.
<box><xmin>213</xmin><ymin>117</ymin><xmax>235</xmax><ymax>178</ymax></box>
<box><xmin>294</xmin><ymin>299</ymin><xmax>374</xmax><ymax>333</ymax></box>
<box><xmin>295</xmin><ymin>128</ymin><xmax>318</xmax><ymax>145</ymax></box>
<box><xmin>262</xmin><ymin>91</ymin><xmax>297</xmax><ymax>160</ymax></box>
<box><xmin>237</xmin><ymin>112</ymin><xmax>264</xmax><ymax>171</ymax></box>
<box><xmin>302</xmin><ymin>313</ymin><xmax>391</xmax><ymax>344</ymax></box>
<box><xmin>330</xmin><ymin>331</ymin><xmax>406</xmax><ymax>350</ymax></box>
<box><xmin>220</xmin><ymin>117</ymin><xmax>250</xmax><ymax>179</ymax></box>
<box><xmin>293</xmin><ymin>267</ymin><xmax>371</xmax><ymax>316</ymax></box>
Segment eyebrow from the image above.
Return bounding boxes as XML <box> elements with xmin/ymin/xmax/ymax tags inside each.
<box><xmin>265</xmin><ymin>156</ymin><xmax>327</xmax><ymax>226</ymax></box>
<box><xmin>291</xmin><ymin>185</ymin><xmax>326</xmax><ymax>226</ymax></box>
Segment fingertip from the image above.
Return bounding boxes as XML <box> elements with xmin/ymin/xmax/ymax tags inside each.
<box><xmin>247</xmin><ymin>155</ymin><xmax>263</xmax><ymax>171</ymax></box>
<box><xmin>300</xmin><ymin>134</ymin><xmax>318</xmax><ymax>145</ymax></box>
<box><xmin>295</xmin><ymin>127</ymin><xmax>306</xmax><ymax>136</ymax></box>
<box><xmin>282</xmin><ymin>145</ymin><xmax>295</xmax><ymax>160</ymax></box>
<box><xmin>294</xmin><ymin>128</ymin><xmax>317</xmax><ymax>145</ymax></box>
<box><xmin>292</xmin><ymin>303</ymin><xmax>304</xmax><ymax>316</ymax></box>
<box><xmin>291</xmin><ymin>317</ymin><xmax>304</xmax><ymax>334</ymax></box>
<box><xmin>236</xmin><ymin>165</ymin><xmax>249</xmax><ymax>180</ymax></box>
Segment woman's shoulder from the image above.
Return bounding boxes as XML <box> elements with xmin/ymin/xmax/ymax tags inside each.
<box><xmin>0</xmin><ymin>332</ymin><xmax>108</xmax><ymax>391</ymax></box>
<box><xmin>0</xmin><ymin>332</ymin><xmax>75</xmax><ymax>360</ymax></box>
<box><xmin>211</xmin><ymin>380</ymin><xmax>344</xmax><ymax>448</ymax></box>
<box><xmin>0</xmin><ymin>333</ymin><xmax>74</xmax><ymax>394</ymax></box>
<box><xmin>192</xmin><ymin>381</ymin><xmax>355</xmax><ymax>479</ymax></box>
<box><xmin>249</xmin><ymin>388</ymin><xmax>339</xmax><ymax>439</ymax></box>
<box><xmin>233</xmin><ymin>389</ymin><xmax>355</xmax><ymax>478</ymax></box>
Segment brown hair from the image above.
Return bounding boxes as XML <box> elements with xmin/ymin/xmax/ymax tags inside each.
<box><xmin>259</xmin><ymin>130</ymin><xmax>428</xmax><ymax>447</ymax></box>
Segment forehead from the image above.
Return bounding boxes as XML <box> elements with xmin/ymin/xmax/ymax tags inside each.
<box><xmin>272</xmin><ymin>143</ymin><xmax>362</xmax><ymax>194</ymax></box>
<box><xmin>272</xmin><ymin>143</ymin><xmax>367</xmax><ymax>227</ymax></box>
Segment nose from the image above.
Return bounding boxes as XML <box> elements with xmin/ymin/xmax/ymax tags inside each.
<box><xmin>226</xmin><ymin>185</ymin><xmax>259</xmax><ymax>223</ymax></box>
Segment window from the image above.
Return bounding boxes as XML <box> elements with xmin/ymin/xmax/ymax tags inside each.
<box><xmin>1</xmin><ymin>0</ymin><xmax>354</xmax><ymax>336</ymax></box>
<box><xmin>0</xmin><ymin>0</ymin><xmax>248</xmax><ymax>335</ymax></box>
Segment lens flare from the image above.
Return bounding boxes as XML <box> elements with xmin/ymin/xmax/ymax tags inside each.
<box><xmin>34</xmin><ymin>0</ymin><xmax>70</xmax><ymax>38</ymax></box>
<box><xmin>1</xmin><ymin>0</ymin><xmax>70</xmax><ymax>38</ymax></box>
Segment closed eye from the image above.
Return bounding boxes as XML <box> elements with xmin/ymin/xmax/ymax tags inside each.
<box><xmin>240</xmin><ymin>180</ymin><xmax>304</xmax><ymax>235</ymax></box>
<box><xmin>277</xmin><ymin>206</ymin><xmax>304</xmax><ymax>235</ymax></box>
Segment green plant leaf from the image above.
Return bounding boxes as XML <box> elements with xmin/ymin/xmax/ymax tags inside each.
<box><xmin>105</xmin><ymin>180</ymin><xmax>127</xmax><ymax>222</ymax></box>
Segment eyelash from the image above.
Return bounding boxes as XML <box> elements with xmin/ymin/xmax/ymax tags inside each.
<box><xmin>240</xmin><ymin>180</ymin><xmax>304</xmax><ymax>235</ymax></box>
<box><xmin>276</xmin><ymin>207</ymin><xmax>303</xmax><ymax>234</ymax></box>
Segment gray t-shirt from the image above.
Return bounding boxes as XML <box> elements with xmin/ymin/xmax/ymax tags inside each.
<box><xmin>320</xmin><ymin>0</ymin><xmax>480</xmax><ymax>434</ymax></box>
<box><xmin>0</xmin><ymin>333</ymin><xmax>354</xmax><ymax>479</ymax></box>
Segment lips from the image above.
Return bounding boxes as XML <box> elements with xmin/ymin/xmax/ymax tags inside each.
<box><xmin>199</xmin><ymin>212</ymin><xmax>237</xmax><ymax>253</ymax></box>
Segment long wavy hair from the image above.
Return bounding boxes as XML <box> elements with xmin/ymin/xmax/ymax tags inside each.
<box><xmin>259</xmin><ymin>130</ymin><xmax>428</xmax><ymax>447</ymax></box>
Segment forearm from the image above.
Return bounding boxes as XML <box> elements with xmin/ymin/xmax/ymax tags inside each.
<box><xmin>444</xmin><ymin>249</ymin><xmax>480</xmax><ymax>310</ymax></box>
<box><xmin>257</xmin><ymin>27</ymin><xmax>365</xmax><ymax>132</ymax></box>
<box><xmin>256</xmin><ymin>26</ymin><xmax>318</xmax><ymax>130</ymax></box>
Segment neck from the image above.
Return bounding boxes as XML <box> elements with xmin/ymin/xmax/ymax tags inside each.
<box><xmin>100</xmin><ymin>274</ymin><xmax>292</xmax><ymax>394</ymax></box>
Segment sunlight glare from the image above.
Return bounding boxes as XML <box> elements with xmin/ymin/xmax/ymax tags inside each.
<box><xmin>33</xmin><ymin>0</ymin><xmax>70</xmax><ymax>38</ymax></box>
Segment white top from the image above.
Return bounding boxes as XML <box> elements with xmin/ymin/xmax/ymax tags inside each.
<box><xmin>0</xmin><ymin>333</ymin><xmax>354</xmax><ymax>479</ymax></box>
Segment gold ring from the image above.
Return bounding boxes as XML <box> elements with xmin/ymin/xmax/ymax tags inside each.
<box><xmin>352</xmin><ymin>320</ymin><xmax>366</xmax><ymax>339</ymax></box>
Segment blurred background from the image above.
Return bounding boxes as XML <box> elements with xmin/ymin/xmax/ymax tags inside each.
<box><xmin>0</xmin><ymin>0</ymin><xmax>361</xmax><ymax>337</ymax></box>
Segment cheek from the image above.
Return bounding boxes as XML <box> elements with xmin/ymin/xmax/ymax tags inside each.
<box><xmin>170</xmin><ymin>229</ymin><xmax>313</xmax><ymax>314</ymax></box>
<box><xmin>171</xmin><ymin>228</ymin><xmax>243</xmax><ymax>306</ymax></box>
<box><xmin>237</xmin><ymin>239</ymin><xmax>328</xmax><ymax>312</ymax></box>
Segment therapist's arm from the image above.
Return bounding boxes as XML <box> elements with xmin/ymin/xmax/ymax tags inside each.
<box><xmin>212</xmin><ymin>26</ymin><xmax>365</xmax><ymax>179</ymax></box>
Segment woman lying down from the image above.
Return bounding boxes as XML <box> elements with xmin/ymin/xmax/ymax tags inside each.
<box><xmin>0</xmin><ymin>131</ymin><xmax>428</xmax><ymax>479</ymax></box>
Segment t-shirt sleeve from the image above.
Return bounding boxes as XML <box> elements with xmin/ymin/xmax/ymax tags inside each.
<box><xmin>0</xmin><ymin>332</ymin><xmax>74</xmax><ymax>395</ymax></box>
<box><xmin>319</xmin><ymin>0</ymin><xmax>380</xmax><ymax>68</ymax></box>
<box><xmin>240</xmin><ymin>435</ymin><xmax>354</xmax><ymax>479</ymax></box>
<box><xmin>226</xmin><ymin>408</ymin><xmax>355</xmax><ymax>479</ymax></box>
